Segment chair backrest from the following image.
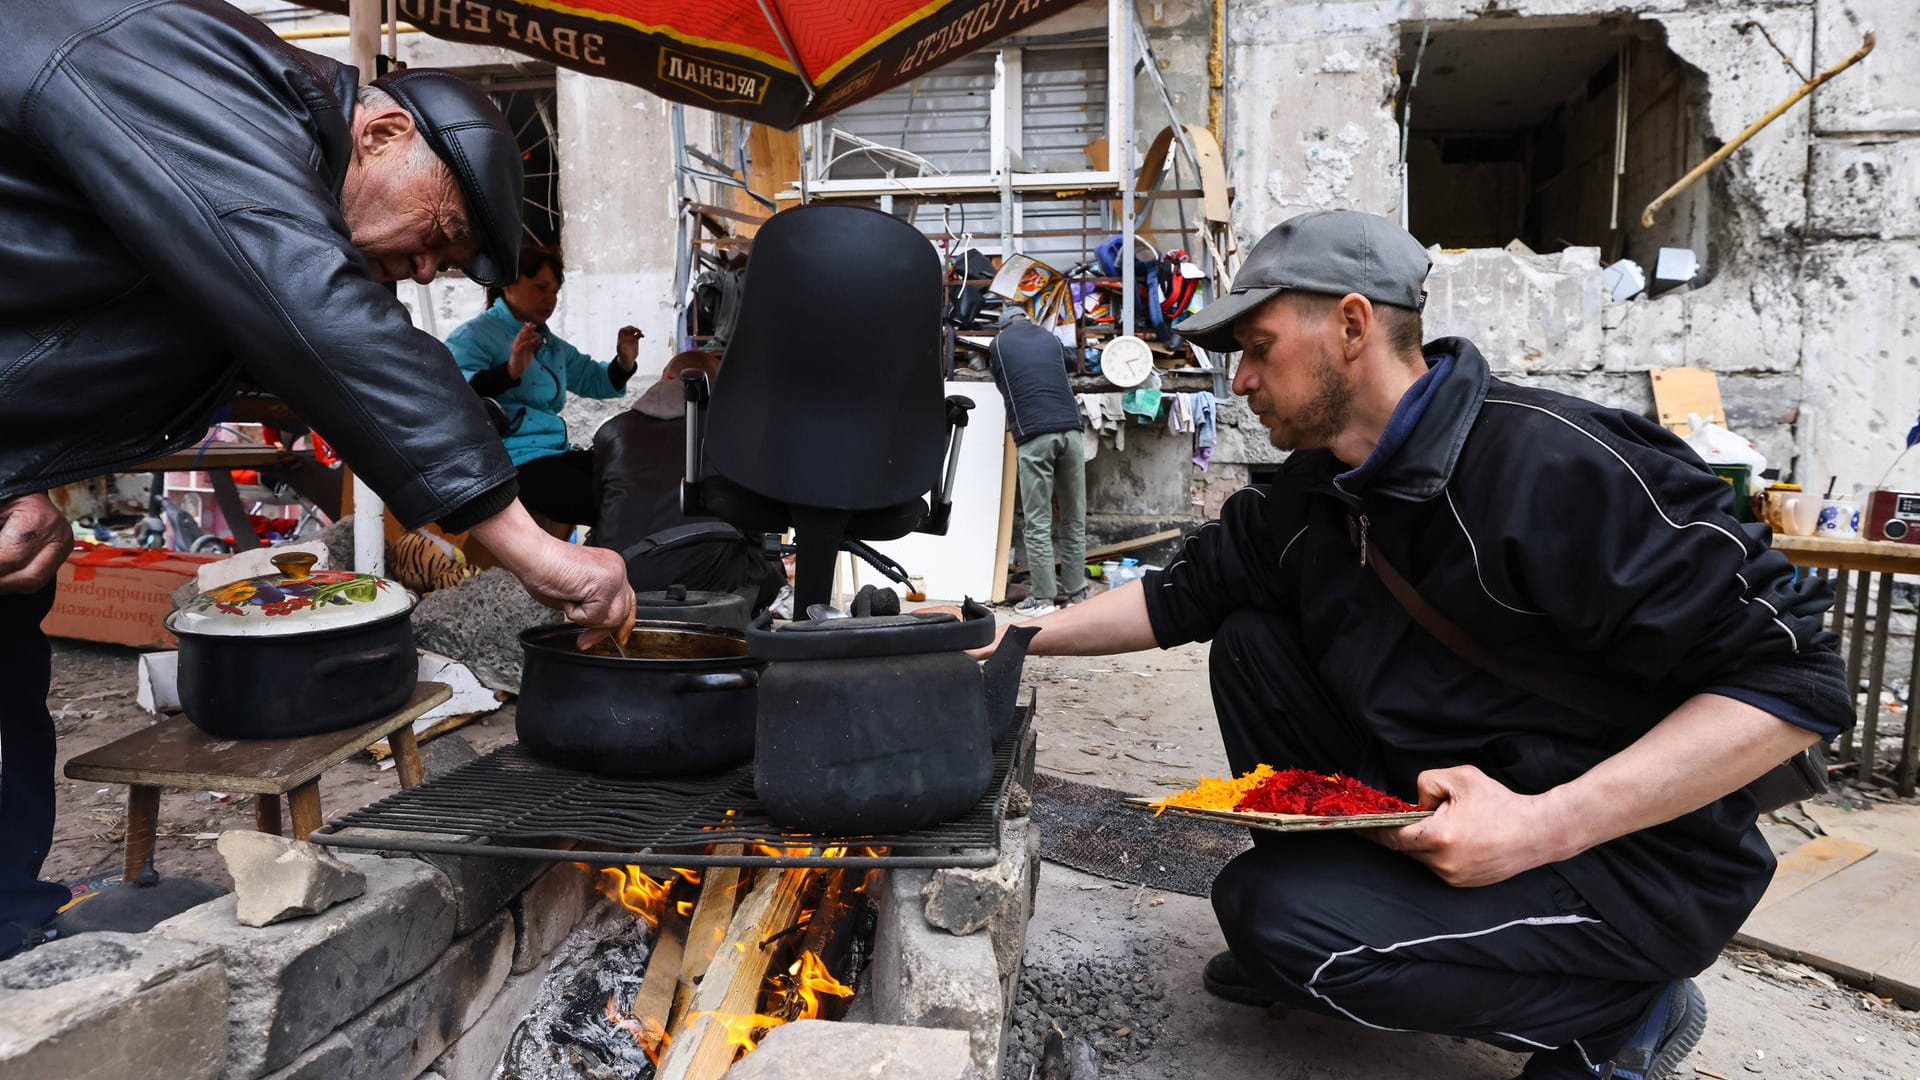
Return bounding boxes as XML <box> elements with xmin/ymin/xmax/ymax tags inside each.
<box><xmin>706</xmin><ymin>204</ymin><xmax>946</xmax><ymax>511</ymax></box>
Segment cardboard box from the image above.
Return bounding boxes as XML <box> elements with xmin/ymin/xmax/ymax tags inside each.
<box><xmin>41</xmin><ymin>546</ymin><xmax>226</xmax><ymax>649</ymax></box>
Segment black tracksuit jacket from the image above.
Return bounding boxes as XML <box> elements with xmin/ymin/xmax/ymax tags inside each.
<box><xmin>1143</xmin><ymin>337</ymin><xmax>1851</xmax><ymax>971</ymax></box>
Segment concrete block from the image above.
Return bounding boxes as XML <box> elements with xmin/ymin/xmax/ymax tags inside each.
<box><xmin>1683</xmin><ymin>271</ymin><xmax>1804</xmax><ymax>374</ymax></box>
<box><xmin>1600</xmin><ymin>294</ymin><xmax>1688</xmax><ymax>373</ymax></box>
<box><xmin>433</xmin><ymin>953</ymin><xmax>555</xmax><ymax>1080</ymax></box>
<box><xmin>329</xmin><ymin>826</ymin><xmax>548</xmax><ymax>935</ymax></box>
<box><xmin>0</xmin><ymin>931</ymin><xmax>227</xmax><ymax>1080</ymax></box>
<box><xmin>511</xmin><ymin>862</ymin><xmax>602</xmax><ymax>974</ymax></box>
<box><xmin>156</xmin><ymin>853</ymin><xmax>456</xmax><ymax>1077</ymax></box>
<box><xmin>724</xmin><ymin>1020</ymin><xmax>972</xmax><ymax>1080</ymax></box>
<box><xmin>923</xmin><ymin>819</ymin><xmax>1042</xmax><ymax>982</ymax></box>
<box><xmin>1425</xmin><ymin>247</ymin><xmax>1605</xmax><ymax>374</ymax></box>
<box><xmin>872</xmin><ymin>868</ymin><xmax>1005</xmax><ymax>1080</ymax></box>
<box><xmin>265</xmin><ymin>912</ymin><xmax>515</xmax><ymax>1080</ymax></box>
<box><xmin>1813</xmin><ymin>0</ymin><xmax>1920</xmax><ymax>134</ymax></box>
<box><xmin>1811</xmin><ymin>139</ymin><xmax>1920</xmax><ymax>238</ymax></box>
<box><xmin>219</xmin><ymin>830</ymin><xmax>367</xmax><ymax>927</ymax></box>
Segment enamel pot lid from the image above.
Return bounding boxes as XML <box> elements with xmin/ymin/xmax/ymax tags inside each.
<box><xmin>166</xmin><ymin>552</ymin><xmax>415</xmax><ymax>639</ymax></box>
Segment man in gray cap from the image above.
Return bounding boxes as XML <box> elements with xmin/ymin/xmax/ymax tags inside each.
<box><xmin>976</xmin><ymin>211</ymin><xmax>1849</xmax><ymax>1078</ymax></box>
<box><xmin>0</xmin><ymin>0</ymin><xmax>633</xmax><ymax>960</ymax></box>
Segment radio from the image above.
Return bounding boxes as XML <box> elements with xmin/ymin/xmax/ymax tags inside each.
<box><xmin>1867</xmin><ymin>490</ymin><xmax>1920</xmax><ymax>543</ymax></box>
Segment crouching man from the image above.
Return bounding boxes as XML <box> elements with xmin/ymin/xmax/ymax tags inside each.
<box><xmin>977</xmin><ymin>211</ymin><xmax>1848</xmax><ymax>1079</ymax></box>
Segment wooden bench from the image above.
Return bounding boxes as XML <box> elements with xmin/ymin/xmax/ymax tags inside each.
<box><xmin>65</xmin><ymin>682</ymin><xmax>449</xmax><ymax>880</ymax></box>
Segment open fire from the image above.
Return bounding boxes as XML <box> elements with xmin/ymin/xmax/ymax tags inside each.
<box><xmin>581</xmin><ymin>851</ymin><xmax>871</xmax><ymax>1078</ymax></box>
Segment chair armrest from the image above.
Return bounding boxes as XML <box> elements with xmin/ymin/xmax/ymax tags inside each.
<box><xmin>923</xmin><ymin>394</ymin><xmax>977</xmax><ymax>536</ymax></box>
<box><xmin>680</xmin><ymin>371</ymin><xmax>711</xmax><ymax>516</ymax></box>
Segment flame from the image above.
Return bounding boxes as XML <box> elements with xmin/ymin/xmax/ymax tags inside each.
<box><xmin>786</xmin><ymin>950</ymin><xmax>855</xmax><ymax>1020</ymax></box>
<box><xmin>597</xmin><ymin>866</ymin><xmax>676</xmax><ymax>927</ymax></box>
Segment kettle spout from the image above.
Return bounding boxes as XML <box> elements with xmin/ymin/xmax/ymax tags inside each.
<box><xmin>982</xmin><ymin>624</ymin><xmax>1040</xmax><ymax>745</ymax></box>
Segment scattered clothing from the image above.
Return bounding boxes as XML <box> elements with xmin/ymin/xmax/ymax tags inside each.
<box><xmin>1122</xmin><ymin>386</ymin><xmax>1163</xmax><ymax>424</ymax></box>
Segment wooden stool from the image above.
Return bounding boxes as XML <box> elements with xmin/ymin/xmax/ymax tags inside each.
<box><xmin>65</xmin><ymin>682</ymin><xmax>450</xmax><ymax>881</ymax></box>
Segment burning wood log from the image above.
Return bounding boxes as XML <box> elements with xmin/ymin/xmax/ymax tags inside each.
<box><xmin>673</xmin><ymin>848</ymin><xmax>745</xmax><ymax>1022</ymax></box>
<box><xmin>625</xmin><ymin>912</ymin><xmax>685</xmax><ymax>1061</ymax></box>
<box><xmin>654</xmin><ymin>865</ymin><xmax>813</xmax><ymax>1080</ymax></box>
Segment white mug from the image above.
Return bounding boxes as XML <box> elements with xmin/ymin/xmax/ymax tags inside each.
<box><xmin>1784</xmin><ymin>495</ymin><xmax>1821</xmax><ymax>537</ymax></box>
<box><xmin>1818</xmin><ymin>499</ymin><xmax>1861</xmax><ymax>539</ymax></box>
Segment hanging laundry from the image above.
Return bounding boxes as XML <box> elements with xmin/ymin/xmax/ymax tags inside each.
<box><xmin>1166</xmin><ymin>392</ymin><xmax>1194</xmax><ymax>435</ymax></box>
<box><xmin>1122</xmin><ymin>386</ymin><xmax>1163</xmax><ymax>424</ymax></box>
<box><xmin>1191</xmin><ymin>390</ymin><xmax>1218</xmax><ymax>469</ymax></box>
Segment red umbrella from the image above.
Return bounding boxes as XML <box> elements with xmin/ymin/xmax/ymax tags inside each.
<box><xmin>311</xmin><ymin>0</ymin><xmax>1091</xmax><ymax>127</ymax></box>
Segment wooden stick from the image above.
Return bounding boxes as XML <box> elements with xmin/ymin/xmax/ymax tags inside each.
<box><xmin>124</xmin><ymin>785</ymin><xmax>161</xmax><ymax>882</ymax></box>
<box><xmin>627</xmin><ymin>915</ymin><xmax>688</xmax><ymax>1060</ymax></box>
<box><xmin>1641</xmin><ymin>33</ymin><xmax>1875</xmax><ymax>228</ymax></box>
<box><xmin>654</xmin><ymin>867</ymin><xmax>813</xmax><ymax>1080</ymax></box>
<box><xmin>674</xmin><ymin>853</ymin><xmax>745</xmax><ymax>1020</ymax></box>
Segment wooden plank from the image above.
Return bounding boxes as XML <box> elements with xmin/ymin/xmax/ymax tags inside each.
<box><xmin>1773</xmin><ymin>534</ymin><xmax>1920</xmax><ymax>575</ymax></box>
<box><xmin>675</xmin><ymin>854</ymin><xmax>745</xmax><ymax>1022</ymax></box>
<box><xmin>133</xmin><ymin>443</ymin><xmax>295</xmax><ymax>472</ymax></box>
<box><xmin>1746</xmin><ymin>836</ymin><xmax>1876</xmax><ymax>914</ymax></box>
<box><xmin>1125</xmin><ymin>796</ymin><xmax>1431</xmax><ymax>832</ymax></box>
<box><xmin>628</xmin><ymin>915</ymin><xmax>688</xmax><ymax>1060</ymax></box>
<box><xmin>1012</xmin><ymin>529</ymin><xmax>1185</xmax><ymax>575</ymax></box>
<box><xmin>1736</xmin><ymin>850</ymin><xmax>1920</xmax><ymax>989</ymax></box>
<box><xmin>656</xmin><ymin>867</ymin><xmax>813</xmax><ymax>1080</ymax></box>
<box><xmin>1649</xmin><ymin>367</ymin><xmax>1724</xmax><ymax>435</ymax></box>
<box><xmin>65</xmin><ymin>682</ymin><xmax>450</xmax><ymax>794</ymax></box>
<box><xmin>990</xmin><ymin>435</ymin><xmax>1017</xmax><ymax>604</ymax></box>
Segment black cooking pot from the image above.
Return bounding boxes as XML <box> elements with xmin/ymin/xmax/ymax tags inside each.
<box><xmin>747</xmin><ymin>601</ymin><xmax>1033</xmax><ymax>834</ymax></box>
<box><xmin>515</xmin><ymin>621</ymin><xmax>761</xmax><ymax>776</ymax></box>
<box><xmin>632</xmin><ymin>584</ymin><xmax>749</xmax><ymax>632</ymax></box>
<box><xmin>166</xmin><ymin>552</ymin><xmax>417</xmax><ymax>739</ymax></box>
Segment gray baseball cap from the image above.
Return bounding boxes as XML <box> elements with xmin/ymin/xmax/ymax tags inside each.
<box><xmin>1177</xmin><ymin>210</ymin><xmax>1432</xmax><ymax>353</ymax></box>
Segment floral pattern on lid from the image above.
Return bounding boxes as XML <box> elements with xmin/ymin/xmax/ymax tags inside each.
<box><xmin>167</xmin><ymin>552</ymin><xmax>414</xmax><ymax>638</ymax></box>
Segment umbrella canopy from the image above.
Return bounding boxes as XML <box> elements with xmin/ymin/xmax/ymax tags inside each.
<box><xmin>311</xmin><ymin>0</ymin><xmax>1092</xmax><ymax>127</ymax></box>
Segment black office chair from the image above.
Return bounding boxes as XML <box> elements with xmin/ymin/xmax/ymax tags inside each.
<box><xmin>680</xmin><ymin>204</ymin><xmax>973</xmax><ymax>616</ymax></box>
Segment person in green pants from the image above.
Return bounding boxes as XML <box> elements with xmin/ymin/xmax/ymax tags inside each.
<box><xmin>991</xmin><ymin>309</ymin><xmax>1089</xmax><ymax>617</ymax></box>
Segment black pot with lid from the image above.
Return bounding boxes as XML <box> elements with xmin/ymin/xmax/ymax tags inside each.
<box><xmin>747</xmin><ymin>600</ymin><xmax>1033</xmax><ymax>834</ymax></box>
<box><xmin>632</xmin><ymin>584</ymin><xmax>750</xmax><ymax>633</ymax></box>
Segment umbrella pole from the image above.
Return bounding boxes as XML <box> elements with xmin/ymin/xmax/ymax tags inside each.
<box><xmin>347</xmin><ymin>0</ymin><xmax>388</xmax><ymax>577</ymax></box>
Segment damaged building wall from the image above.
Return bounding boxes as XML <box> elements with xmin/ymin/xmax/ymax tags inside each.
<box><xmin>1213</xmin><ymin>0</ymin><xmax>1918</xmax><ymax>503</ymax></box>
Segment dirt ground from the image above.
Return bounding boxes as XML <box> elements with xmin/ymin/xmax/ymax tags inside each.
<box><xmin>31</xmin><ymin>630</ymin><xmax>1920</xmax><ymax>1079</ymax></box>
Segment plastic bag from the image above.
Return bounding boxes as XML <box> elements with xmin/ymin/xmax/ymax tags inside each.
<box><xmin>1682</xmin><ymin>412</ymin><xmax>1766</xmax><ymax>478</ymax></box>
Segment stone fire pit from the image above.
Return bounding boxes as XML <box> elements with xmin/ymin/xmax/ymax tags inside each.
<box><xmin>0</xmin><ymin>806</ymin><xmax>1040</xmax><ymax>1080</ymax></box>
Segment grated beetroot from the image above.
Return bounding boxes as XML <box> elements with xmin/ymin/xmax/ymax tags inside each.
<box><xmin>1232</xmin><ymin>769</ymin><xmax>1418</xmax><ymax>816</ymax></box>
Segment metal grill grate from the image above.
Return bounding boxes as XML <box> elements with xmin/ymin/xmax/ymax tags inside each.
<box><xmin>316</xmin><ymin>703</ymin><xmax>1032</xmax><ymax>870</ymax></box>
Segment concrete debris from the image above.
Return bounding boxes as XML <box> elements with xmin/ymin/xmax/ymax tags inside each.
<box><xmin>218</xmin><ymin>830</ymin><xmax>367</xmax><ymax>928</ymax></box>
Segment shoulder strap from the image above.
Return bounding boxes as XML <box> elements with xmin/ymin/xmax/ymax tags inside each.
<box><xmin>1357</xmin><ymin>525</ymin><xmax>1658</xmax><ymax>725</ymax></box>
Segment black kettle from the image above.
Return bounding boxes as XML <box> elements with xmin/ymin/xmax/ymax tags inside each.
<box><xmin>747</xmin><ymin>601</ymin><xmax>1036</xmax><ymax>834</ymax></box>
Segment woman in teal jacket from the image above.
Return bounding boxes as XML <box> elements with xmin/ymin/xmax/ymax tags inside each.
<box><xmin>447</xmin><ymin>246</ymin><xmax>640</xmax><ymax>525</ymax></box>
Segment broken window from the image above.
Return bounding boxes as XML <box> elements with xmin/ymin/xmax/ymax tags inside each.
<box><xmin>1398</xmin><ymin>22</ymin><xmax>1708</xmax><ymax>275</ymax></box>
<box><xmin>466</xmin><ymin>68</ymin><xmax>562</xmax><ymax>250</ymax></box>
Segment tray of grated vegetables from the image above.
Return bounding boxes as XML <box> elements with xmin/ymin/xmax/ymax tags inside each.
<box><xmin>1126</xmin><ymin>765</ymin><xmax>1433</xmax><ymax>832</ymax></box>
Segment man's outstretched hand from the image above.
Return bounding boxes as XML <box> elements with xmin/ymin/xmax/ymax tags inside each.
<box><xmin>0</xmin><ymin>493</ymin><xmax>69</xmax><ymax>594</ymax></box>
<box><xmin>1372</xmin><ymin>765</ymin><xmax>1577</xmax><ymax>888</ymax></box>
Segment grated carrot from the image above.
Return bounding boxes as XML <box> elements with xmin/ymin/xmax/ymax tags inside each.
<box><xmin>1149</xmin><ymin>764</ymin><xmax>1276</xmax><ymax>815</ymax></box>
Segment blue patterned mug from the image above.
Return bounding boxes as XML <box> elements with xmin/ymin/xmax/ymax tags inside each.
<box><xmin>1818</xmin><ymin>500</ymin><xmax>1861</xmax><ymax>539</ymax></box>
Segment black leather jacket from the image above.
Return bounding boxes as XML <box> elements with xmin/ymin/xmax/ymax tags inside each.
<box><xmin>0</xmin><ymin>0</ymin><xmax>517</xmax><ymax>531</ymax></box>
<box><xmin>1145</xmin><ymin>338</ymin><xmax>1851</xmax><ymax>973</ymax></box>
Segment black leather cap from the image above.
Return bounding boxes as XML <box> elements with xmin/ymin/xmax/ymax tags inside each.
<box><xmin>368</xmin><ymin>69</ymin><xmax>522</xmax><ymax>286</ymax></box>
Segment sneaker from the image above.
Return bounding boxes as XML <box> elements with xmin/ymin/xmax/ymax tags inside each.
<box><xmin>1200</xmin><ymin>950</ymin><xmax>1281</xmax><ymax>1007</ymax></box>
<box><xmin>1520</xmin><ymin>979</ymin><xmax>1707</xmax><ymax>1080</ymax></box>
<box><xmin>1012</xmin><ymin>596</ymin><xmax>1057</xmax><ymax>618</ymax></box>
<box><xmin>1059</xmin><ymin>585</ymin><xmax>1097</xmax><ymax>605</ymax></box>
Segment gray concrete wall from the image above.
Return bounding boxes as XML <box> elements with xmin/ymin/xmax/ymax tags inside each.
<box><xmin>1214</xmin><ymin>0</ymin><xmax>1919</xmax><ymax>505</ymax></box>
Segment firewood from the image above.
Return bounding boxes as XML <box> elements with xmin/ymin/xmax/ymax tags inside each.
<box><xmin>626</xmin><ymin>913</ymin><xmax>686</xmax><ymax>1059</ymax></box>
<box><xmin>673</xmin><ymin>850</ymin><xmax>745</xmax><ymax>1021</ymax></box>
<box><xmin>654</xmin><ymin>866</ymin><xmax>812</xmax><ymax>1080</ymax></box>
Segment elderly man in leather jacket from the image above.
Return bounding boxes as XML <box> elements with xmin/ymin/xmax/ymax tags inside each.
<box><xmin>978</xmin><ymin>212</ymin><xmax>1851</xmax><ymax>1080</ymax></box>
<box><xmin>0</xmin><ymin>0</ymin><xmax>634</xmax><ymax>959</ymax></box>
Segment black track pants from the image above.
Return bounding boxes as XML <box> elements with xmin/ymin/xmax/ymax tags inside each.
<box><xmin>0</xmin><ymin>582</ymin><xmax>69</xmax><ymax>953</ymax></box>
<box><xmin>1205</xmin><ymin>609</ymin><xmax>1682</xmax><ymax>1062</ymax></box>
